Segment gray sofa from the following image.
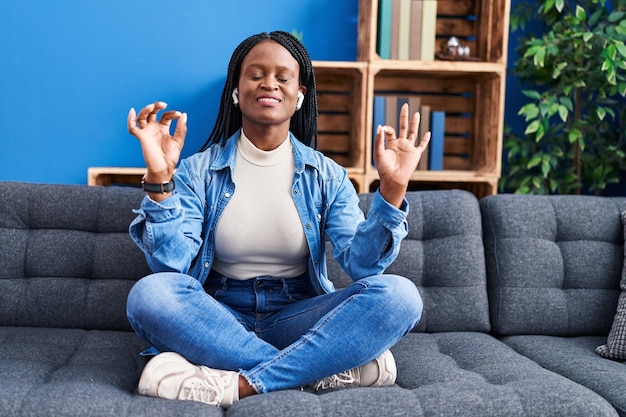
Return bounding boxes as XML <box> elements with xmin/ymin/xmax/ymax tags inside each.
<box><xmin>1</xmin><ymin>181</ymin><xmax>624</xmax><ymax>417</ymax></box>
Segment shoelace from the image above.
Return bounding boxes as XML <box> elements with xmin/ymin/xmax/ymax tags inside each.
<box><xmin>313</xmin><ymin>370</ymin><xmax>356</xmax><ymax>391</ymax></box>
<box><xmin>181</xmin><ymin>367</ymin><xmax>225</xmax><ymax>405</ymax></box>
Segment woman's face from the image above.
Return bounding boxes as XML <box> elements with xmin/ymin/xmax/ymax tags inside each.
<box><xmin>237</xmin><ymin>40</ymin><xmax>306</xmax><ymax>131</ymax></box>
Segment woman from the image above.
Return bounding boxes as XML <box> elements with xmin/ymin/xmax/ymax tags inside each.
<box><xmin>126</xmin><ymin>30</ymin><xmax>430</xmax><ymax>408</ymax></box>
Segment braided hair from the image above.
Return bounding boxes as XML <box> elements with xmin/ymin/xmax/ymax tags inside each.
<box><xmin>200</xmin><ymin>31</ymin><xmax>318</xmax><ymax>151</ymax></box>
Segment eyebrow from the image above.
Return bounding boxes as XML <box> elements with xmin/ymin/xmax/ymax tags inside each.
<box><xmin>244</xmin><ymin>63</ymin><xmax>298</xmax><ymax>74</ymax></box>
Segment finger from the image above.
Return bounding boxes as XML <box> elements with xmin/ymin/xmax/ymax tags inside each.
<box><xmin>159</xmin><ymin>110</ymin><xmax>183</xmax><ymax>127</ymax></box>
<box><xmin>147</xmin><ymin>101</ymin><xmax>167</xmax><ymax>123</ymax></box>
<box><xmin>127</xmin><ymin>107</ymin><xmax>138</xmax><ymax>134</ymax></box>
<box><xmin>398</xmin><ymin>103</ymin><xmax>409</xmax><ymax>139</ymax></box>
<box><xmin>417</xmin><ymin>131</ymin><xmax>432</xmax><ymax>152</ymax></box>
<box><xmin>374</xmin><ymin>124</ymin><xmax>385</xmax><ymax>158</ymax></box>
<box><xmin>384</xmin><ymin>125</ymin><xmax>396</xmax><ymax>147</ymax></box>
<box><xmin>409</xmin><ymin>111</ymin><xmax>420</xmax><ymax>144</ymax></box>
<box><xmin>172</xmin><ymin>113</ymin><xmax>188</xmax><ymax>146</ymax></box>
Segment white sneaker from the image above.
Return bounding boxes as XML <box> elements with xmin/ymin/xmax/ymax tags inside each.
<box><xmin>311</xmin><ymin>350</ymin><xmax>397</xmax><ymax>391</ymax></box>
<box><xmin>138</xmin><ymin>352</ymin><xmax>239</xmax><ymax>408</ymax></box>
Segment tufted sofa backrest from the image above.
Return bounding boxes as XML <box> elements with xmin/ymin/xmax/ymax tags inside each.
<box><xmin>481</xmin><ymin>194</ymin><xmax>626</xmax><ymax>336</ymax></box>
<box><xmin>0</xmin><ymin>182</ymin><xmax>151</xmax><ymax>330</ymax></box>
<box><xmin>327</xmin><ymin>190</ymin><xmax>491</xmax><ymax>333</ymax></box>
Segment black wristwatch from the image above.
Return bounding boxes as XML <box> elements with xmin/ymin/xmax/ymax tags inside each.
<box><xmin>141</xmin><ymin>175</ymin><xmax>175</xmax><ymax>194</ymax></box>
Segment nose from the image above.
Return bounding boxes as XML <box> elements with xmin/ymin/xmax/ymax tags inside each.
<box><xmin>260</xmin><ymin>75</ymin><xmax>278</xmax><ymax>91</ymax></box>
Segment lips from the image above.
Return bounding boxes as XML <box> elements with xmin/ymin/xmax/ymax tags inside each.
<box><xmin>256</xmin><ymin>95</ymin><xmax>281</xmax><ymax>104</ymax></box>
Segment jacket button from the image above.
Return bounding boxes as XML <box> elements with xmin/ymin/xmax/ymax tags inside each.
<box><xmin>225</xmin><ymin>192</ymin><xmax>231</xmax><ymax>198</ymax></box>
<box><xmin>306</xmin><ymin>223</ymin><xmax>312</xmax><ymax>229</ymax></box>
<box><xmin>204</xmin><ymin>262</ymin><xmax>209</xmax><ymax>268</ymax></box>
<box><xmin>294</xmin><ymin>189</ymin><xmax>299</xmax><ymax>194</ymax></box>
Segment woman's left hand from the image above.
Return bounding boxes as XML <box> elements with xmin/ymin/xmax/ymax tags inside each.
<box><xmin>374</xmin><ymin>103</ymin><xmax>431</xmax><ymax>208</ymax></box>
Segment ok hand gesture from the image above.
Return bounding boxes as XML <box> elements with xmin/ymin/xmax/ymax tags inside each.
<box><xmin>374</xmin><ymin>103</ymin><xmax>431</xmax><ymax>208</ymax></box>
<box><xmin>127</xmin><ymin>102</ymin><xmax>187</xmax><ymax>187</ymax></box>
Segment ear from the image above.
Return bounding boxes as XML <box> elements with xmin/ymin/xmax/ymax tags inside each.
<box><xmin>232</xmin><ymin>88</ymin><xmax>239</xmax><ymax>106</ymax></box>
<box><xmin>296</xmin><ymin>92</ymin><xmax>305</xmax><ymax>110</ymax></box>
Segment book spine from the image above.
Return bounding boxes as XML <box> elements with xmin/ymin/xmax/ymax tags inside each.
<box><xmin>372</xmin><ymin>95</ymin><xmax>386</xmax><ymax>166</ymax></box>
<box><xmin>420</xmin><ymin>0</ymin><xmax>437</xmax><ymax>61</ymax></box>
<box><xmin>429</xmin><ymin>110</ymin><xmax>445</xmax><ymax>170</ymax></box>
<box><xmin>397</xmin><ymin>0</ymin><xmax>411</xmax><ymax>60</ymax></box>
<box><xmin>409</xmin><ymin>0</ymin><xmax>423</xmax><ymax>60</ymax></box>
<box><xmin>378</xmin><ymin>0</ymin><xmax>393</xmax><ymax>59</ymax></box>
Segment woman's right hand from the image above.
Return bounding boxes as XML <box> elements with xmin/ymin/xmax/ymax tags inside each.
<box><xmin>127</xmin><ymin>101</ymin><xmax>187</xmax><ymax>183</ymax></box>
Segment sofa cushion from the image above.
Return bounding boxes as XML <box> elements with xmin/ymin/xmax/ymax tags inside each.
<box><xmin>391</xmin><ymin>332</ymin><xmax>617</xmax><ymax>416</ymax></box>
<box><xmin>328</xmin><ymin>190</ymin><xmax>490</xmax><ymax>333</ymax></box>
<box><xmin>0</xmin><ymin>182</ymin><xmax>151</xmax><ymax>330</ymax></box>
<box><xmin>596</xmin><ymin>210</ymin><xmax>626</xmax><ymax>361</ymax></box>
<box><xmin>503</xmin><ymin>335</ymin><xmax>625</xmax><ymax>417</ymax></box>
<box><xmin>481</xmin><ymin>194</ymin><xmax>626</xmax><ymax>336</ymax></box>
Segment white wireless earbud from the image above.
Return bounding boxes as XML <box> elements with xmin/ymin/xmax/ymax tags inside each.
<box><xmin>232</xmin><ymin>88</ymin><xmax>239</xmax><ymax>106</ymax></box>
<box><xmin>296</xmin><ymin>92</ymin><xmax>305</xmax><ymax>110</ymax></box>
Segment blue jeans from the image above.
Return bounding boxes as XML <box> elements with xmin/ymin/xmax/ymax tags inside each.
<box><xmin>126</xmin><ymin>272</ymin><xmax>422</xmax><ymax>393</ymax></box>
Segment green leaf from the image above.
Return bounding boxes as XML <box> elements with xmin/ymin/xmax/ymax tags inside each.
<box><xmin>607</xmin><ymin>44</ymin><xmax>617</xmax><ymax>60</ymax></box>
<box><xmin>568</xmin><ymin>128</ymin><xmax>582</xmax><ymax>143</ymax></box>
<box><xmin>525</xmin><ymin>120</ymin><xmax>540</xmax><ymax>135</ymax></box>
<box><xmin>616</xmin><ymin>41</ymin><xmax>626</xmax><ymax>58</ymax></box>
<box><xmin>534</xmin><ymin>46</ymin><xmax>546</xmax><ymax>67</ymax></box>
<box><xmin>527</xmin><ymin>155</ymin><xmax>542</xmax><ymax>169</ymax></box>
<box><xmin>522</xmin><ymin>90</ymin><xmax>541</xmax><ymax>100</ymax></box>
<box><xmin>583</xmin><ymin>32</ymin><xmax>593</xmax><ymax>42</ymax></box>
<box><xmin>541</xmin><ymin>160</ymin><xmax>551</xmax><ymax>177</ymax></box>
<box><xmin>608</xmin><ymin>11</ymin><xmax>626</xmax><ymax>23</ymax></box>
<box><xmin>575</xmin><ymin>5</ymin><xmax>587</xmax><ymax>22</ymax></box>
<box><xmin>597</xmin><ymin>107</ymin><xmax>607</xmax><ymax>120</ymax></box>
<box><xmin>559</xmin><ymin>96</ymin><xmax>573</xmax><ymax>111</ymax></box>
<box><xmin>558</xmin><ymin>105</ymin><xmax>569</xmax><ymax>122</ymax></box>
<box><xmin>555</xmin><ymin>0</ymin><xmax>565</xmax><ymax>12</ymax></box>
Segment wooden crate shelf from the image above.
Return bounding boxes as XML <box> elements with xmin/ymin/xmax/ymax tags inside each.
<box><xmin>313</xmin><ymin>61</ymin><xmax>367</xmax><ymax>172</ymax></box>
<box><xmin>366</xmin><ymin>63</ymin><xmax>505</xmax><ymax>176</ymax></box>
<box><xmin>358</xmin><ymin>0</ymin><xmax>510</xmax><ymax>64</ymax></box>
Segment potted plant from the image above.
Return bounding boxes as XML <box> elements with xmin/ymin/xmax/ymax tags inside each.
<box><xmin>501</xmin><ymin>0</ymin><xmax>626</xmax><ymax>194</ymax></box>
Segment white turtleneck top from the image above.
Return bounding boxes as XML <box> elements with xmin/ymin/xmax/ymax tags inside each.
<box><xmin>212</xmin><ymin>132</ymin><xmax>309</xmax><ymax>280</ymax></box>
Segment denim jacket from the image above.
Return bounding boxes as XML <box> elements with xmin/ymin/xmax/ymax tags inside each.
<box><xmin>129</xmin><ymin>130</ymin><xmax>409</xmax><ymax>294</ymax></box>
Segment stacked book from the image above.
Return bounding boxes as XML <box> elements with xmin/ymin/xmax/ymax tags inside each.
<box><xmin>373</xmin><ymin>95</ymin><xmax>445</xmax><ymax>170</ymax></box>
<box><xmin>377</xmin><ymin>0</ymin><xmax>438</xmax><ymax>61</ymax></box>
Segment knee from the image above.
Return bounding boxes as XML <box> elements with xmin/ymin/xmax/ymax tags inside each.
<box><xmin>363</xmin><ymin>274</ymin><xmax>423</xmax><ymax>328</ymax></box>
<box><xmin>127</xmin><ymin>272</ymin><xmax>194</xmax><ymax>320</ymax></box>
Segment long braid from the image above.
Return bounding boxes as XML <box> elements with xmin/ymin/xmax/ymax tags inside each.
<box><xmin>200</xmin><ymin>31</ymin><xmax>318</xmax><ymax>151</ymax></box>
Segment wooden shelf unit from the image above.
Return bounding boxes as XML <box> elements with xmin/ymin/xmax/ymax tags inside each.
<box><xmin>90</xmin><ymin>0</ymin><xmax>510</xmax><ymax>200</ymax></box>
<box><xmin>357</xmin><ymin>0</ymin><xmax>510</xmax><ymax>199</ymax></box>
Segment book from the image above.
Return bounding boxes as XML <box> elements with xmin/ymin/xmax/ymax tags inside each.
<box><xmin>429</xmin><ymin>110</ymin><xmax>445</xmax><ymax>170</ymax></box>
<box><xmin>409</xmin><ymin>0</ymin><xmax>423</xmax><ymax>60</ymax></box>
<box><xmin>397</xmin><ymin>0</ymin><xmax>412</xmax><ymax>60</ymax></box>
<box><xmin>390</xmin><ymin>0</ymin><xmax>401</xmax><ymax>60</ymax></box>
<box><xmin>372</xmin><ymin>95</ymin><xmax>386</xmax><ymax>166</ymax></box>
<box><xmin>385</xmin><ymin>95</ymin><xmax>399</xmax><ymax>128</ymax></box>
<box><xmin>378</xmin><ymin>0</ymin><xmax>393</xmax><ymax>59</ymax></box>
<box><xmin>420</xmin><ymin>0</ymin><xmax>437</xmax><ymax>61</ymax></box>
<box><xmin>417</xmin><ymin>104</ymin><xmax>430</xmax><ymax>170</ymax></box>
<box><xmin>408</xmin><ymin>96</ymin><xmax>422</xmax><ymax>141</ymax></box>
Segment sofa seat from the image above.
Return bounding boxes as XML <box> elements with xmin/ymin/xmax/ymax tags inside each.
<box><xmin>504</xmin><ymin>335</ymin><xmax>626</xmax><ymax>417</ymax></box>
<box><xmin>390</xmin><ymin>332</ymin><xmax>617</xmax><ymax>416</ymax></box>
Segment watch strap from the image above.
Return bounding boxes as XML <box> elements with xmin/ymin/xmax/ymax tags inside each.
<box><xmin>141</xmin><ymin>176</ymin><xmax>175</xmax><ymax>194</ymax></box>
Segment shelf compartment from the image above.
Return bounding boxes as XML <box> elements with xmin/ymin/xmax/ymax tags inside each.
<box><xmin>366</xmin><ymin>64</ymin><xmax>504</xmax><ymax>177</ymax></box>
<box><xmin>313</xmin><ymin>62</ymin><xmax>367</xmax><ymax>172</ymax></box>
<box><xmin>358</xmin><ymin>0</ymin><xmax>510</xmax><ymax>64</ymax></box>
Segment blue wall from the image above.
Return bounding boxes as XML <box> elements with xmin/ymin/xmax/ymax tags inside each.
<box><xmin>0</xmin><ymin>0</ymin><xmax>358</xmax><ymax>184</ymax></box>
